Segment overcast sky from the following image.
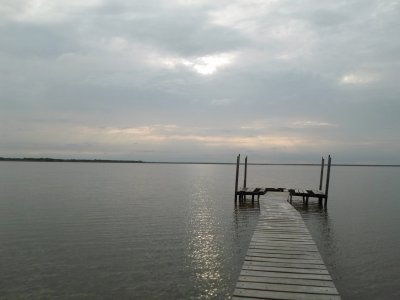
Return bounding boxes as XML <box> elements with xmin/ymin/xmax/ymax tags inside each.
<box><xmin>1</xmin><ymin>0</ymin><xmax>399</xmax><ymax>163</ymax></box>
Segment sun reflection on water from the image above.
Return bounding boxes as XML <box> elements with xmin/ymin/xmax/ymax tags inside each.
<box><xmin>187</xmin><ymin>182</ymin><xmax>224</xmax><ymax>299</ymax></box>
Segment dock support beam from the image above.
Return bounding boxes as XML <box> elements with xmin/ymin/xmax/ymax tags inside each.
<box><xmin>324</xmin><ymin>155</ymin><xmax>332</xmax><ymax>206</ymax></box>
<box><xmin>243</xmin><ymin>156</ymin><xmax>248</xmax><ymax>189</ymax></box>
<box><xmin>319</xmin><ymin>157</ymin><xmax>325</xmax><ymax>190</ymax></box>
<box><xmin>235</xmin><ymin>154</ymin><xmax>240</xmax><ymax>203</ymax></box>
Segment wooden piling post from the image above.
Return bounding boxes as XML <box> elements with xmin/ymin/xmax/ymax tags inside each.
<box><xmin>235</xmin><ymin>154</ymin><xmax>240</xmax><ymax>203</ymax></box>
<box><xmin>319</xmin><ymin>157</ymin><xmax>325</xmax><ymax>190</ymax></box>
<box><xmin>324</xmin><ymin>155</ymin><xmax>332</xmax><ymax>206</ymax></box>
<box><xmin>244</xmin><ymin>156</ymin><xmax>248</xmax><ymax>188</ymax></box>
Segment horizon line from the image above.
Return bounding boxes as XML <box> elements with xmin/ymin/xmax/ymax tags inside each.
<box><xmin>1</xmin><ymin>157</ymin><xmax>399</xmax><ymax>167</ymax></box>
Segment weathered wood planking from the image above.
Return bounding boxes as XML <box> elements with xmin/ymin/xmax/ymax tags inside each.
<box><xmin>233</xmin><ymin>192</ymin><xmax>340</xmax><ymax>299</ymax></box>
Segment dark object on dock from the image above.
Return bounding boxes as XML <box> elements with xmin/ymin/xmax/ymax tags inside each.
<box><xmin>288</xmin><ymin>154</ymin><xmax>331</xmax><ymax>206</ymax></box>
<box><xmin>234</xmin><ymin>155</ymin><xmax>333</xmax><ymax>207</ymax></box>
<box><xmin>287</xmin><ymin>155</ymin><xmax>332</xmax><ymax>206</ymax></box>
<box><xmin>288</xmin><ymin>188</ymin><xmax>326</xmax><ymax>205</ymax></box>
<box><xmin>235</xmin><ymin>156</ymin><xmax>267</xmax><ymax>202</ymax></box>
<box><xmin>238</xmin><ymin>187</ymin><xmax>267</xmax><ymax>201</ymax></box>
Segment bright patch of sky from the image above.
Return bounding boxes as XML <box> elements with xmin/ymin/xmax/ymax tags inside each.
<box><xmin>162</xmin><ymin>52</ymin><xmax>237</xmax><ymax>75</ymax></box>
<box><xmin>340</xmin><ymin>72</ymin><xmax>380</xmax><ymax>85</ymax></box>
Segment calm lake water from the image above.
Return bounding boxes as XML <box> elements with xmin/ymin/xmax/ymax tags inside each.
<box><xmin>0</xmin><ymin>162</ymin><xmax>399</xmax><ymax>299</ymax></box>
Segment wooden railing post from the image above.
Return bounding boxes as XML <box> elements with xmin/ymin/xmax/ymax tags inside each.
<box><xmin>235</xmin><ymin>154</ymin><xmax>240</xmax><ymax>203</ymax></box>
<box><xmin>244</xmin><ymin>156</ymin><xmax>248</xmax><ymax>188</ymax></box>
<box><xmin>319</xmin><ymin>157</ymin><xmax>325</xmax><ymax>190</ymax></box>
<box><xmin>324</xmin><ymin>155</ymin><xmax>332</xmax><ymax>206</ymax></box>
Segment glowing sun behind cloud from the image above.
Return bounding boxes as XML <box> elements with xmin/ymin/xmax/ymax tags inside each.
<box><xmin>161</xmin><ymin>52</ymin><xmax>237</xmax><ymax>75</ymax></box>
<box><xmin>191</xmin><ymin>53</ymin><xmax>236</xmax><ymax>75</ymax></box>
<box><xmin>339</xmin><ymin>72</ymin><xmax>380</xmax><ymax>85</ymax></box>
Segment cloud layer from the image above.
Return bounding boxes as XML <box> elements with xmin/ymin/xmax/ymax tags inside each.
<box><xmin>1</xmin><ymin>0</ymin><xmax>400</xmax><ymax>163</ymax></box>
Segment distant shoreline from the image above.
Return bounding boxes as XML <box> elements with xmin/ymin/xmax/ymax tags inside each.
<box><xmin>1</xmin><ymin>157</ymin><xmax>399</xmax><ymax>167</ymax></box>
<box><xmin>0</xmin><ymin>157</ymin><xmax>144</xmax><ymax>163</ymax></box>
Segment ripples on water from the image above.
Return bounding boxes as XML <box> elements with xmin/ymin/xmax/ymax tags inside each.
<box><xmin>0</xmin><ymin>162</ymin><xmax>259</xmax><ymax>299</ymax></box>
<box><xmin>1</xmin><ymin>163</ymin><xmax>399</xmax><ymax>299</ymax></box>
<box><xmin>290</xmin><ymin>166</ymin><xmax>400</xmax><ymax>300</ymax></box>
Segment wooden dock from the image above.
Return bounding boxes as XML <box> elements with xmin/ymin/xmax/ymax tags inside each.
<box><xmin>236</xmin><ymin>187</ymin><xmax>328</xmax><ymax>206</ymax></box>
<box><xmin>232</xmin><ymin>192</ymin><xmax>340</xmax><ymax>299</ymax></box>
<box><xmin>234</xmin><ymin>155</ymin><xmax>332</xmax><ymax>206</ymax></box>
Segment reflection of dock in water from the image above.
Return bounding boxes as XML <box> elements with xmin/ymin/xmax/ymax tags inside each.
<box><xmin>233</xmin><ymin>192</ymin><xmax>340</xmax><ymax>299</ymax></box>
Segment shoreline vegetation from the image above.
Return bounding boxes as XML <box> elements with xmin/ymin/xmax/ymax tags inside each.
<box><xmin>0</xmin><ymin>157</ymin><xmax>144</xmax><ymax>163</ymax></box>
<box><xmin>0</xmin><ymin>157</ymin><xmax>399</xmax><ymax>167</ymax></box>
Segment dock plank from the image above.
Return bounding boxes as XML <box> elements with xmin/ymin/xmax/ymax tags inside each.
<box><xmin>242</xmin><ymin>265</ymin><xmax>330</xmax><ymax>275</ymax></box>
<box><xmin>243</xmin><ymin>260</ymin><xmax>328</xmax><ymax>270</ymax></box>
<box><xmin>240</xmin><ymin>269</ymin><xmax>333</xmax><ymax>280</ymax></box>
<box><xmin>247</xmin><ymin>247</ymin><xmax>319</xmax><ymax>255</ymax></box>
<box><xmin>238</xmin><ymin>275</ymin><xmax>336</xmax><ymax>287</ymax></box>
<box><xmin>245</xmin><ymin>256</ymin><xmax>324</xmax><ymax>265</ymax></box>
<box><xmin>236</xmin><ymin>281</ymin><xmax>339</xmax><ymax>295</ymax></box>
<box><xmin>233</xmin><ymin>288</ymin><xmax>340</xmax><ymax>300</ymax></box>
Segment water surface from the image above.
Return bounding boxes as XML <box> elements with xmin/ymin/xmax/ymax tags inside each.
<box><xmin>0</xmin><ymin>162</ymin><xmax>259</xmax><ymax>299</ymax></box>
<box><xmin>1</xmin><ymin>162</ymin><xmax>399</xmax><ymax>299</ymax></box>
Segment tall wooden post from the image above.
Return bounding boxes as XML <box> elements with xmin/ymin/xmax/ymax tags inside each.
<box><xmin>235</xmin><ymin>154</ymin><xmax>240</xmax><ymax>203</ymax></box>
<box><xmin>244</xmin><ymin>156</ymin><xmax>248</xmax><ymax>188</ymax></box>
<box><xmin>324</xmin><ymin>155</ymin><xmax>332</xmax><ymax>206</ymax></box>
<box><xmin>319</xmin><ymin>157</ymin><xmax>325</xmax><ymax>190</ymax></box>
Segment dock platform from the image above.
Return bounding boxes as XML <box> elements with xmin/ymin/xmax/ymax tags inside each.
<box><xmin>237</xmin><ymin>187</ymin><xmax>327</xmax><ymax>205</ymax></box>
<box><xmin>232</xmin><ymin>192</ymin><xmax>340</xmax><ymax>299</ymax></box>
<box><xmin>234</xmin><ymin>154</ymin><xmax>332</xmax><ymax>206</ymax></box>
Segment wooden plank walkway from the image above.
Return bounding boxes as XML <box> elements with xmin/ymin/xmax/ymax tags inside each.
<box><xmin>232</xmin><ymin>192</ymin><xmax>340</xmax><ymax>300</ymax></box>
